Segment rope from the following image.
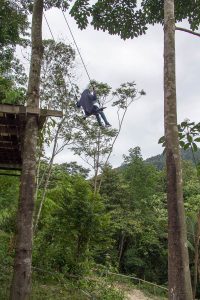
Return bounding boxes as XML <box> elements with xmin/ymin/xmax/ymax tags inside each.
<box><xmin>61</xmin><ymin>10</ymin><xmax>92</xmax><ymax>84</ymax></box>
<box><xmin>44</xmin><ymin>12</ymin><xmax>99</xmax><ymax>114</ymax></box>
<box><xmin>43</xmin><ymin>12</ymin><xmax>78</xmax><ymax>106</ymax></box>
<box><xmin>44</xmin><ymin>13</ymin><xmax>55</xmax><ymax>40</ymax></box>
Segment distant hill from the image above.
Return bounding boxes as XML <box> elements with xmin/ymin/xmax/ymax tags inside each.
<box><xmin>145</xmin><ymin>148</ymin><xmax>200</xmax><ymax>170</ymax></box>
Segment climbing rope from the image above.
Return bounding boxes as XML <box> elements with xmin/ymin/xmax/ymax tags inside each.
<box><xmin>61</xmin><ymin>10</ymin><xmax>92</xmax><ymax>84</ymax></box>
<box><xmin>44</xmin><ymin>13</ymin><xmax>55</xmax><ymax>40</ymax></box>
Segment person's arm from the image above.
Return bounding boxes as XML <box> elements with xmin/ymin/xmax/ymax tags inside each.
<box><xmin>91</xmin><ymin>90</ymin><xmax>97</xmax><ymax>102</ymax></box>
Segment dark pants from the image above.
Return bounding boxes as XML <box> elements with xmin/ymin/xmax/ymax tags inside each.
<box><xmin>89</xmin><ymin>105</ymin><xmax>110</xmax><ymax>126</ymax></box>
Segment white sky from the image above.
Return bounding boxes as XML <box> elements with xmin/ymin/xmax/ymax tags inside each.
<box><xmin>23</xmin><ymin>8</ymin><xmax>200</xmax><ymax>168</ymax></box>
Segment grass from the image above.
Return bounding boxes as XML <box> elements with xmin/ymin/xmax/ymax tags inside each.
<box><xmin>31</xmin><ymin>282</ymin><xmax>88</xmax><ymax>300</ymax></box>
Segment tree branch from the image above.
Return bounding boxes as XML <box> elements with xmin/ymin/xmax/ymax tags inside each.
<box><xmin>175</xmin><ymin>26</ymin><xmax>200</xmax><ymax>38</ymax></box>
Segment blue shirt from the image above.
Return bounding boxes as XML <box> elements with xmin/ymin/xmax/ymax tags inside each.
<box><xmin>77</xmin><ymin>89</ymin><xmax>97</xmax><ymax>114</ymax></box>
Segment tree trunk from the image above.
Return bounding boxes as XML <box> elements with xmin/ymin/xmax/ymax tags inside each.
<box><xmin>164</xmin><ymin>1</ymin><xmax>193</xmax><ymax>299</ymax></box>
<box><xmin>118</xmin><ymin>232</ymin><xmax>125</xmax><ymax>269</ymax></box>
<box><xmin>34</xmin><ymin>121</ymin><xmax>63</xmax><ymax>232</ymax></box>
<box><xmin>10</xmin><ymin>1</ymin><xmax>43</xmax><ymax>299</ymax></box>
<box><xmin>193</xmin><ymin>211</ymin><xmax>200</xmax><ymax>299</ymax></box>
<box><xmin>93</xmin><ymin>130</ymin><xmax>101</xmax><ymax>194</ymax></box>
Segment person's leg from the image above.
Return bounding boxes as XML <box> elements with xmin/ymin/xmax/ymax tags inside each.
<box><xmin>91</xmin><ymin>105</ymin><xmax>111</xmax><ymax>127</ymax></box>
<box><xmin>95</xmin><ymin>113</ymin><xmax>103</xmax><ymax>126</ymax></box>
<box><xmin>99</xmin><ymin>111</ymin><xmax>111</xmax><ymax>126</ymax></box>
<box><xmin>91</xmin><ymin>106</ymin><xmax>103</xmax><ymax>126</ymax></box>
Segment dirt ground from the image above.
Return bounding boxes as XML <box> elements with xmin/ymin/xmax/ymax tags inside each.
<box><xmin>125</xmin><ymin>289</ymin><xmax>154</xmax><ymax>300</ymax></box>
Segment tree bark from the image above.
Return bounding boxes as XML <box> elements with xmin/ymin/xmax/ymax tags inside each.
<box><xmin>10</xmin><ymin>1</ymin><xmax>43</xmax><ymax>299</ymax></box>
<box><xmin>93</xmin><ymin>130</ymin><xmax>101</xmax><ymax>195</ymax></box>
<box><xmin>118</xmin><ymin>232</ymin><xmax>125</xmax><ymax>269</ymax></box>
<box><xmin>193</xmin><ymin>211</ymin><xmax>200</xmax><ymax>299</ymax></box>
<box><xmin>164</xmin><ymin>1</ymin><xmax>193</xmax><ymax>299</ymax></box>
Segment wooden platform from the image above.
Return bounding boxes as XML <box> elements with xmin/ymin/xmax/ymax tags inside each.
<box><xmin>0</xmin><ymin>104</ymin><xmax>62</xmax><ymax>171</ymax></box>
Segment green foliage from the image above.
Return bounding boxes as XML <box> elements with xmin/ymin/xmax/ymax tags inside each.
<box><xmin>71</xmin><ymin>0</ymin><xmax>147</xmax><ymax>39</ymax></box>
<box><xmin>38</xmin><ymin>39</ymin><xmax>80</xmax><ymax>163</ymax></box>
<box><xmin>0</xmin><ymin>1</ymin><xmax>28</xmax><ymax>105</ymax></box>
<box><xmin>0</xmin><ymin>231</ymin><xmax>14</xmax><ymax>299</ymax></box>
<box><xmin>0</xmin><ymin>0</ymin><xmax>29</xmax><ymax>48</ymax></box>
<box><xmin>99</xmin><ymin>148</ymin><xmax>168</xmax><ymax>283</ymax></box>
<box><xmin>0</xmin><ymin>66</ymin><xmax>27</xmax><ymax>104</ymax></box>
<box><xmin>70</xmin><ymin>0</ymin><xmax>200</xmax><ymax>39</ymax></box>
<box><xmin>0</xmin><ymin>175</ymin><xmax>19</xmax><ymax>232</ymax></box>
<box><xmin>72</xmin><ymin>81</ymin><xmax>144</xmax><ymax>185</ymax></box>
<box><xmin>112</xmin><ymin>82</ymin><xmax>144</xmax><ymax>109</ymax></box>
<box><xmin>123</xmin><ymin>147</ymin><xmax>160</xmax><ymax>206</ymax></box>
<box><xmin>33</xmin><ymin>174</ymin><xmax>111</xmax><ymax>276</ymax></box>
<box><xmin>177</xmin><ymin>120</ymin><xmax>200</xmax><ymax>155</ymax></box>
<box><xmin>58</xmin><ymin>162</ymin><xmax>90</xmax><ymax>178</ymax></box>
<box><xmin>72</xmin><ymin>80</ymin><xmax>118</xmax><ymax>179</ymax></box>
<box><xmin>146</xmin><ymin>148</ymin><xmax>200</xmax><ymax>170</ymax></box>
<box><xmin>141</xmin><ymin>0</ymin><xmax>200</xmax><ymax>31</ymax></box>
<box><xmin>0</xmin><ymin>0</ymin><xmax>29</xmax><ymax>76</ymax></box>
<box><xmin>2</xmin><ymin>145</ymin><xmax>200</xmax><ymax>296</ymax></box>
<box><xmin>41</xmin><ymin>39</ymin><xmax>76</xmax><ymax>110</ymax></box>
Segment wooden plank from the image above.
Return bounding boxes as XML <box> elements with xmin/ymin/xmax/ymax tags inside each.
<box><xmin>0</xmin><ymin>135</ymin><xmax>18</xmax><ymax>142</ymax></box>
<box><xmin>0</xmin><ymin>117</ymin><xmax>21</xmax><ymax>126</ymax></box>
<box><xmin>0</xmin><ymin>104</ymin><xmax>23</xmax><ymax>114</ymax></box>
<box><xmin>0</xmin><ymin>145</ymin><xmax>18</xmax><ymax>150</ymax></box>
<box><xmin>0</xmin><ymin>127</ymin><xmax>20</xmax><ymax>136</ymax></box>
<box><xmin>0</xmin><ymin>163</ymin><xmax>22</xmax><ymax>170</ymax></box>
<box><xmin>0</xmin><ymin>150</ymin><xmax>21</xmax><ymax>156</ymax></box>
<box><xmin>0</xmin><ymin>142</ymin><xmax>18</xmax><ymax>148</ymax></box>
<box><xmin>0</xmin><ymin>173</ymin><xmax>21</xmax><ymax>177</ymax></box>
<box><xmin>40</xmin><ymin>108</ymin><xmax>63</xmax><ymax>117</ymax></box>
<box><xmin>0</xmin><ymin>104</ymin><xmax>40</xmax><ymax>115</ymax></box>
<box><xmin>0</xmin><ymin>159</ymin><xmax>21</xmax><ymax>164</ymax></box>
<box><xmin>0</xmin><ymin>104</ymin><xmax>62</xmax><ymax>117</ymax></box>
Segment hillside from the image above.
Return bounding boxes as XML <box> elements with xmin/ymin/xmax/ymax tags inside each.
<box><xmin>145</xmin><ymin>148</ymin><xmax>200</xmax><ymax>170</ymax></box>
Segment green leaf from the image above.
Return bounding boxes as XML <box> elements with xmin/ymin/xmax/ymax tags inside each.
<box><xmin>187</xmin><ymin>240</ymin><xmax>195</xmax><ymax>252</ymax></box>
<box><xmin>179</xmin><ymin>141</ymin><xmax>185</xmax><ymax>148</ymax></box>
<box><xmin>192</xmin><ymin>143</ymin><xmax>198</xmax><ymax>152</ymax></box>
<box><xmin>158</xmin><ymin>136</ymin><xmax>165</xmax><ymax>144</ymax></box>
<box><xmin>178</xmin><ymin>133</ymin><xmax>185</xmax><ymax>140</ymax></box>
<box><xmin>181</xmin><ymin>121</ymin><xmax>188</xmax><ymax>127</ymax></box>
<box><xmin>194</xmin><ymin>137</ymin><xmax>200</xmax><ymax>142</ymax></box>
<box><xmin>187</xmin><ymin>134</ymin><xmax>193</xmax><ymax>143</ymax></box>
<box><xmin>183</xmin><ymin>143</ymin><xmax>190</xmax><ymax>150</ymax></box>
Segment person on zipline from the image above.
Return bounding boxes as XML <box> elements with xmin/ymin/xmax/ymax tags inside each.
<box><xmin>77</xmin><ymin>87</ymin><xmax>111</xmax><ymax>127</ymax></box>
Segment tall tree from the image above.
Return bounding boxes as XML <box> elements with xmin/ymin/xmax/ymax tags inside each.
<box><xmin>10</xmin><ymin>0</ymin><xmax>44</xmax><ymax>299</ymax></box>
<box><xmin>72</xmin><ymin>81</ymin><xmax>144</xmax><ymax>193</ymax></box>
<box><xmin>164</xmin><ymin>0</ymin><xmax>192</xmax><ymax>299</ymax></box>
<box><xmin>34</xmin><ymin>40</ymin><xmax>78</xmax><ymax>232</ymax></box>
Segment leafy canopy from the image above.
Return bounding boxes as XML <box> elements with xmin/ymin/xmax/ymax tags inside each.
<box><xmin>70</xmin><ymin>0</ymin><xmax>200</xmax><ymax>39</ymax></box>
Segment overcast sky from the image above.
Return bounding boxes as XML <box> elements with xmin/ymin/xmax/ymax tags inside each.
<box><xmin>30</xmin><ymin>8</ymin><xmax>200</xmax><ymax>168</ymax></box>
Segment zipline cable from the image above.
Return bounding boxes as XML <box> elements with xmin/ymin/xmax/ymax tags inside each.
<box><xmin>44</xmin><ymin>13</ymin><xmax>55</xmax><ymax>40</ymax></box>
<box><xmin>61</xmin><ymin>10</ymin><xmax>93</xmax><ymax>84</ymax></box>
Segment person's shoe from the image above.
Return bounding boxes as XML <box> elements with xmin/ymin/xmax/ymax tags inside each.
<box><xmin>105</xmin><ymin>123</ymin><xmax>111</xmax><ymax>127</ymax></box>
